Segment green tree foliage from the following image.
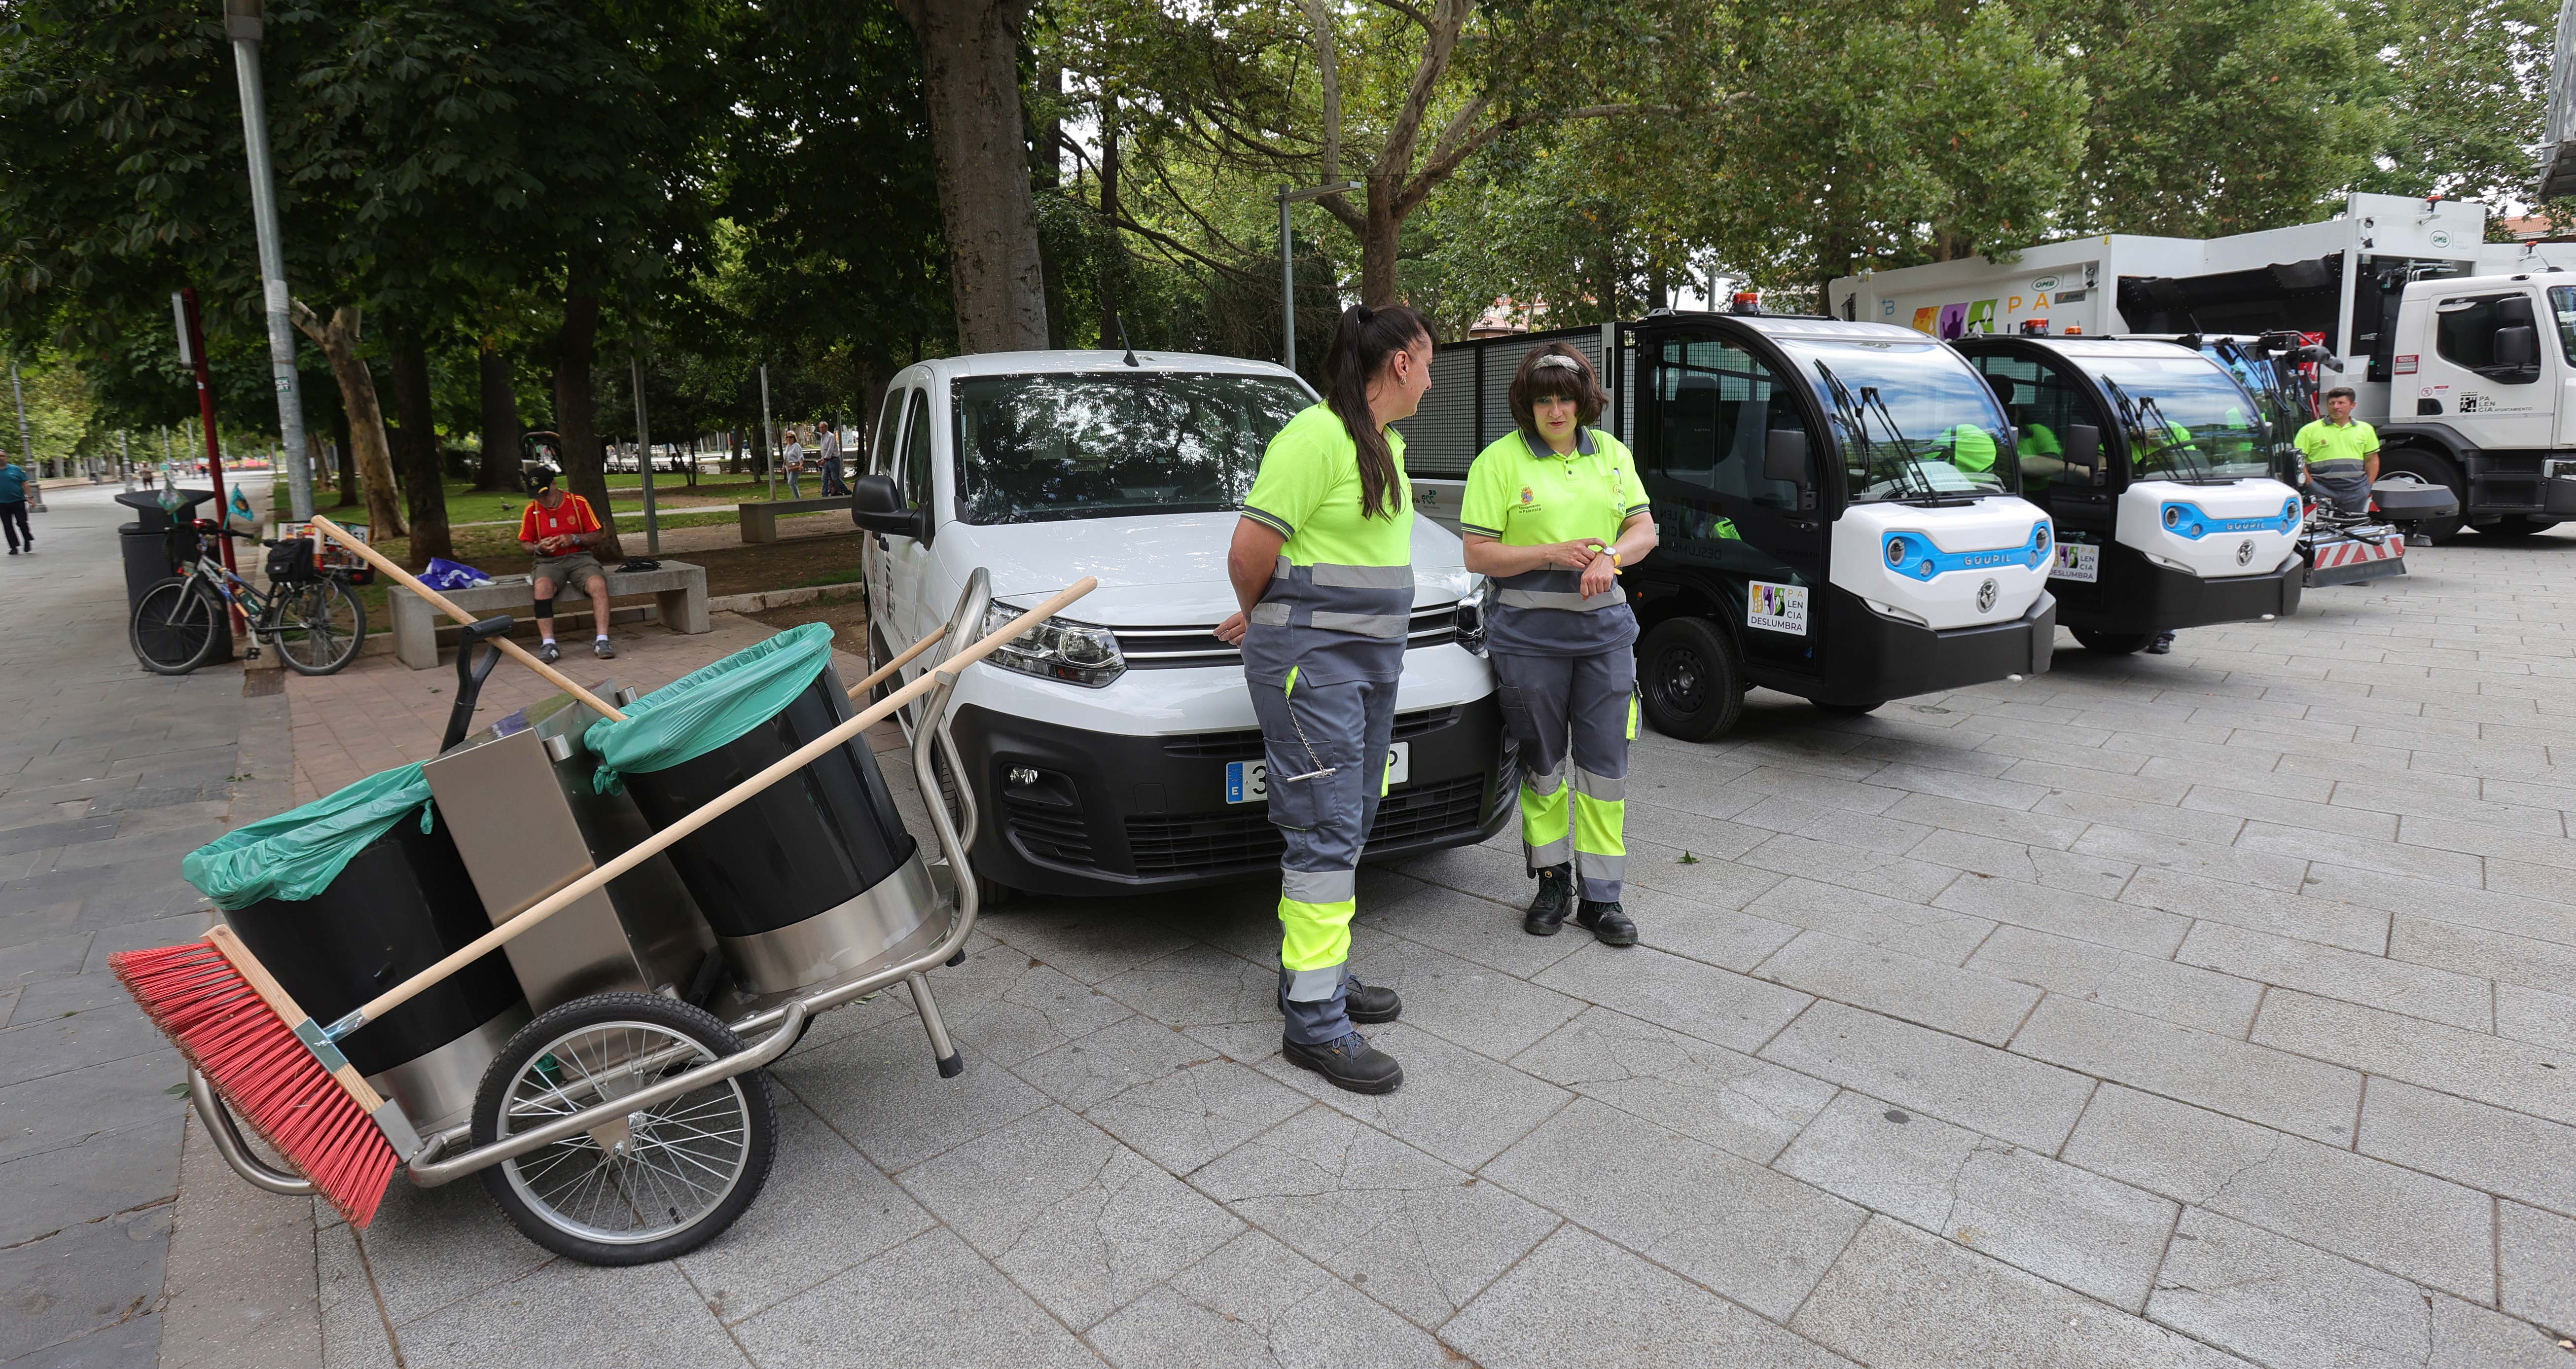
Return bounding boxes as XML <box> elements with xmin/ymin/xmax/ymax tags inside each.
<box><xmin>2343</xmin><ymin>0</ymin><xmax>2555</xmax><ymax>205</ymax></box>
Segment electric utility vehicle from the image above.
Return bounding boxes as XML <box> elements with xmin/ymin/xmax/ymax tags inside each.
<box><xmin>1950</xmin><ymin>336</ymin><xmax>2302</xmax><ymax>654</ymax></box>
<box><xmin>1397</xmin><ymin>313</ymin><xmax>2056</xmax><ymax>740</ymax></box>
<box><xmin>851</xmin><ymin>350</ymin><xmax>1509</xmax><ymax>901</ymax></box>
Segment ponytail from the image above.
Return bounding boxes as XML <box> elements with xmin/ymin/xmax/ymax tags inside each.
<box><xmin>1322</xmin><ymin>302</ymin><xmax>1430</xmax><ymax>521</ymax></box>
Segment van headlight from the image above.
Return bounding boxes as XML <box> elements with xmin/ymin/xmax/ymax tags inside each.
<box><xmin>1456</xmin><ymin>579</ymin><xmax>1490</xmax><ymax>657</ymax></box>
<box><xmin>981</xmin><ymin>603</ymin><xmax>1125</xmax><ymax>686</ymax></box>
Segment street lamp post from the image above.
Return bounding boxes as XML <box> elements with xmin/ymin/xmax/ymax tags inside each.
<box><xmin>1278</xmin><ymin>181</ymin><xmax>1360</xmax><ymax>373</ymax></box>
<box><xmin>758</xmin><ymin>363</ymin><xmax>776</xmax><ymax>504</ymax></box>
<box><xmin>223</xmin><ymin>0</ymin><xmax>315</xmax><ymax>522</ymax></box>
<box><xmin>631</xmin><ymin>348</ymin><xmax>658</xmax><ymax>554</ymax></box>
<box><xmin>7</xmin><ymin>359</ymin><xmax>40</xmax><ymax>511</ymax></box>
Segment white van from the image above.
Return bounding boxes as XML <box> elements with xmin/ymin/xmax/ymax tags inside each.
<box><xmin>850</xmin><ymin>350</ymin><xmax>1511</xmax><ymax>899</ymax></box>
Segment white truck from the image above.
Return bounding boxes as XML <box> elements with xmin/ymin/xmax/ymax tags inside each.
<box><xmin>848</xmin><ymin>349</ymin><xmax>1511</xmax><ymax>901</ymax></box>
<box><xmin>1829</xmin><ymin>192</ymin><xmax>2576</xmax><ymax>539</ymax></box>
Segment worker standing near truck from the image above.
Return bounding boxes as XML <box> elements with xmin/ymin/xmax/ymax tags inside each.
<box><xmin>1458</xmin><ymin>344</ymin><xmax>1658</xmax><ymax>945</ymax></box>
<box><xmin>1213</xmin><ymin>303</ymin><xmax>1433</xmax><ymax>1095</ymax></box>
<box><xmin>2297</xmin><ymin>387</ymin><xmax>2379</xmax><ymax>515</ymax></box>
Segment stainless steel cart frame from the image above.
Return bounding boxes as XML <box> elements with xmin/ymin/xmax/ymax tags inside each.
<box><xmin>193</xmin><ymin>572</ymin><xmax>1002</xmax><ymax>1199</ymax></box>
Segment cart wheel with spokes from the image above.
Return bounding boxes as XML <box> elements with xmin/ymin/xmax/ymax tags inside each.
<box><xmin>471</xmin><ymin>992</ymin><xmax>776</xmax><ymax>1265</ymax></box>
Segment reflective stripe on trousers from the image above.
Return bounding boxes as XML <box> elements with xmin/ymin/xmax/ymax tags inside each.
<box><xmin>1492</xmin><ymin>648</ymin><xmax>1635</xmax><ymax>902</ymax></box>
<box><xmin>1250</xmin><ymin>673</ymin><xmax>1401</xmax><ymax>1044</ymax></box>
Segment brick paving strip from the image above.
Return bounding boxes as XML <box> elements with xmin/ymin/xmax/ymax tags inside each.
<box><xmin>13</xmin><ymin>485</ymin><xmax>2576</xmax><ymax>1367</ymax></box>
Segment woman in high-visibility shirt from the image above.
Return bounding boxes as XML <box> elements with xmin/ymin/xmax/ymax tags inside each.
<box><xmin>1214</xmin><ymin>303</ymin><xmax>1432</xmax><ymax>1095</ymax></box>
<box><xmin>1458</xmin><ymin>344</ymin><xmax>1658</xmax><ymax>944</ymax></box>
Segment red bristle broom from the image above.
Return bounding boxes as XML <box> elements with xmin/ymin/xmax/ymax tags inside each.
<box><xmin>113</xmin><ymin>926</ymin><xmax>412</xmax><ymax>1225</ymax></box>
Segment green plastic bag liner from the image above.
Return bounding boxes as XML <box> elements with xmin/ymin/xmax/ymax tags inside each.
<box><xmin>182</xmin><ymin>763</ymin><xmax>436</xmax><ymax>911</ymax></box>
<box><xmin>584</xmin><ymin>622</ymin><xmax>838</xmax><ymax>793</ymax></box>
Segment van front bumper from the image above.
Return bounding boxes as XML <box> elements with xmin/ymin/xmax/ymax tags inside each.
<box><xmin>947</xmin><ymin>696</ymin><xmax>1515</xmax><ymax>897</ymax></box>
<box><xmin>1820</xmin><ymin>588</ymin><xmax>2056</xmax><ymax>706</ymax></box>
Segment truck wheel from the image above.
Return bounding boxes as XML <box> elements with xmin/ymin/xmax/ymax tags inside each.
<box><xmin>2071</xmin><ymin>630</ymin><xmax>2156</xmax><ymax>655</ymax></box>
<box><xmin>1638</xmin><ymin>617</ymin><xmax>1744</xmax><ymax>743</ymax></box>
<box><xmin>2374</xmin><ymin>447</ymin><xmax>2466</xmax><ymax>542</ymax></box>
<box><xmin>2475</xmin><ymin>516</ymin><xmax>2558</xmax><ymax>538</ymax></box>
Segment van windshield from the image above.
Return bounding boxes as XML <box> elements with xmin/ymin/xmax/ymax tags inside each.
<box><xmin>2064</xmin><ymin>352</ymin><xmax>2270</xmax><ymax>481</ymax></box>
<box><xmin>953</xmin><ymin>371</ymin><xmax>1314</xmax><ymax>524</ymax></box>
<box><xmin>1773</xmin><ymin>338</ymin><xmax>2017</xmax><ymax>503</ymax></box>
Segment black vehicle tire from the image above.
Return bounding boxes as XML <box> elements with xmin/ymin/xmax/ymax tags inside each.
<box><xmin>130</xmin><ymin>577</ymin><xmax>222</xmax><ymax>675</ymax></box>
<box><xmin>1637</xmin><ymin>616</ymin><xmax>1745</xmax><ymax>743</ymax></box>
<box><xmin>1813</xmin><ymin>700</ymin><xmax>1885</xmax><ymax>717</ymax></box>
<box><xmin>2475</xmin><ymin>516</ymin><xmax>2559</xmax><ymax>538</ymax></box>
<box><xmin>472</xmin><ymin>992</ymin><xmax>776</xmax><ymax>1266</ymax></box>
<box><xmin>271</xmin><ymin>576</ymin><xmax>366</xmax><ymax>676</ymax></box>
<box><xmin>2374</xmin><ymin>446</ymin><xmax>2466</xmax><ymax>542</ymax></box>
<box><xmin>2071</xmin><ymin>629</ymin><xmax>2157</xmax><ymax>655</ymax></box>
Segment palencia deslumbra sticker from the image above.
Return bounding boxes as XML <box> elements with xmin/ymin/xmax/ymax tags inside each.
<box><xmin>2049</xmin><ymin>543</ymin><xmax>2100</xmax><ymax>583</ymax></box>
<box><xmin>1748</xmin><ymin>580</ymin><xmax>1809</xmax><ymax>635</ymax></box>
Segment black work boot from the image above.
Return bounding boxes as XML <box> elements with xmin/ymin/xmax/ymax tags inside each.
<box><xmin>1576</xmin><ymin>899</ymin><xmax>1639</xmax><ymax>947</ymax></box>
<box><xmin>1345</xmin><ymin>979</ymin><xmax>1403</xmax><ymax>1025</ymax></box>
<box><xmin>1282</xmin><ymin>1031</ymin><xmax>1403</xmax><ymax>1094</ymax></box>
<box><xmin>1524</xmin><ymin>864</ymin><xmax>1573</xmax><ymax>936</ymax></box>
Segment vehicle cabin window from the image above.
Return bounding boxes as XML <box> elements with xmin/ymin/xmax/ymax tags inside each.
<box><xmin>2550</xmin><ymin>287</ymin><xmax>2576</xmax><ymax>367</ymax></box>
<box><xmin>1969</xmin><ymin>355</ymin><xmax>2090</xmax><ymax>492</ymax></box>
<box><xmin>871</xmin><ymin>388</ymin><xmax>907</xmax><ymax>476</ymax></box>
<box><xmin>2435</xmin><ymin>293</ymin><xmax>2539</xmax><ymax>384</ymax></box>
<box><xmin>899</xmin><ymin>389</ymin><xmax>933</xmax><ymax>514</ymax></box>
<box><xmin>1650</xmin><ymin>339</ymin><xmax>1807</xmax><ymax>511</ymax></box>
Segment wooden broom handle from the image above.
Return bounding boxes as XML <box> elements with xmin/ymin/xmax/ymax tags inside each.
<box><xmin>310</xmin><ymin>516</ymin><xmax>627</xmax><ymax>721</ymax></box>
<box><xmin>846</xmin><ymin>624</ymin><xmax>945</xmax><ymax>700</ymax></box>
<box><xmin>345</xmin><ymin>577</ymin><xmax>1098</xmax><ymax>1028</ymax></box>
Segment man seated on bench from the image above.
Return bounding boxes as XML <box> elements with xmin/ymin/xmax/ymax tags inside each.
<box><xmin>518</xmin><ymin>468</ymin><xmax>616</xmax><ymax>662</ymax></box>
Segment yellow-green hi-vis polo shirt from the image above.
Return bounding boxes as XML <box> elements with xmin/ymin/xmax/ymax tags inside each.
<box><xmin>1459</xmin><ymin>427</ymin><xmax>1650</xmax><ymax>657</ymax></box>
<box><xmin>1238</xmin><ymin>404</ymin><xmax>1416</xmax><ymax>687</ymax></box>
<box><xmin>2294</xmin><ymin>417</ymin><xmax>2377</xmax><ymax>475</ymax></box>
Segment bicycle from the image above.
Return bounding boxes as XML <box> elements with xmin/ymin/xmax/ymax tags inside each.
<box><xmin>129</xmin><ymin>520</ymin><xmax>366</xmax><ymax>676</ymax></box>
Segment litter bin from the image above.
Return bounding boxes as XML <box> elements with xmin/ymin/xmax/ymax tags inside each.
<box><xmin>588</xmin><ymin>624</ymin><xmax>929</xmax><ymax>995</ymax></box>
<box><xmin>114</xmin><ymin>490</ymin><xmax>218</xmax><ymax>612</ymax></box>
<box><xmin>183</xmin><ymin>765</ymin><xmax>530</xmax><ymax>1132</ymax></box>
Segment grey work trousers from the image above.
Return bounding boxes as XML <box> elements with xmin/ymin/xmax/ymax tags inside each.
<box><xmin>1249</xmin><ymin>673</ymin><xmax>1399</xmax><ymax>1045</ymax></box>
<box><xmin>1493</xmin><ymin>648</ymin><xmax>1637</xmax><ymax>902</ymax></box>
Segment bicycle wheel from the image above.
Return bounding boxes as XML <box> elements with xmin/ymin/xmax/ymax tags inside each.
<box><xmin>271</xmin><ymin>577</ymin><xmax>365</xmax><ymax>675</ymax></box>
<box><xmin>130</xmin><ymin>577</ymin><xmax>221</xmax><ymax>675</ymax></box>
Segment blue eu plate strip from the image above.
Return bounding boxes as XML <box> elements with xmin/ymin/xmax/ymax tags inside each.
<box><xmin>2160</xmin><ymin>499</ymin><xmax>2301</xmax><ymax>540</ymax></box>
<box><xmin>1882</xmin><ymin>523</ymin><xmax>2052</xmax><ymax>582</ymax></box>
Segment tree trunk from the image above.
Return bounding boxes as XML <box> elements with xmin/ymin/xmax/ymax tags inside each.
<box><xmin>551</xmin><ymin>287</ymin><xmax>625</xmax><ymax>559</ymax></box>
<box><xmin>290</xmin><ymin>302</ymin><xmax>405</xmax><ymax>539</ymax></box>
<box><xmin>330</xmin><ymin>405</ymin><xmax>358</xmax><ymax>508</ymax></box>
<box><xmin>476</xmin><ymin>342</ymin><xmax>522</xmax><ymax>491</ymax></box>
<box><xmin>1359</xmin><ymin>182</ymin><xmax>1404</xmax><ymax>307</ymax></box>
<box><xmin>893</xmin><ymin>0</ymin><xmax>1050</xmax><ymax>352</ymax></box>
<box><xmin>1098</xmin><ymin>99</ymin><xmax>1121</xmax><ymax>344</ymax></box>
<box><xmin>387</xmin><ymin>328</ymin><xmax>450</xmax><ymax>564</ymax></box>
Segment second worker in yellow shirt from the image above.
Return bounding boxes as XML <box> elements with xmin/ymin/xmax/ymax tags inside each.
<box><xmin>1459</xmin><ymin>344</ymin><xmax>1659</xmax><ymax>944</ymax></box>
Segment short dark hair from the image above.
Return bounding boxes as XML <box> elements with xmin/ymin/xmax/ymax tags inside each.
<box><xmin>1508</xmin><ymin>343</ymin><xmax>1606</xmax><ymax>440</ymax></box>
<box><xmin>2323</xmin><ymin>386</ymin><xmax>2357</xmax><ymax>403</ymax></box>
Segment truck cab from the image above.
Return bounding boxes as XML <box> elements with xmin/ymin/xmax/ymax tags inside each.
<box><xmin>1952</xmin><ymin>337</ymin><xmax>2303</xmax><ymax>653</ymax></box>
<box><xmin>1399</xmin><ymin>314</ymin><xmax>2056</xmax><ymax>740</ymax></box>
<box><xmin>2376</xmin><ymin>274</ymin><xmax>2576</xmax><ymax>536</ymax></box>
<box><xmin>850</xmin><ymin>350</ymin><xmax>1511</xmax><ymax>900</ymax></box>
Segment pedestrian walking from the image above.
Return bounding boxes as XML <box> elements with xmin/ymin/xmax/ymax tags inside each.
<box><xmin>517</xmin><ymin>468</ymin><xmax>616</xmax><ymax>661</ymax></box>
<box><xmin>820</xmin><ymin>422</ymin><xmax>847</xmax><ymax>496</ymax></box>
<box><xmin>783</xmin><ymin>427</ymin><xmax>806</xmax><ymax>499</ymax></box>
<box><xmin>1458</xmin><ymin>344</ymin><xmax>1658</xmax><ymax>945</ymax></box>
<box><xmin>1214</xmin><ymin>303</ymin><xmax>1433</xmax><ymax>1095</ymax></box>
<box><xmin>2296</xmin><ymin>386</ymin><xmax>2378</xmax><ymax>515</ymax></box>
<box><xmin>0</xmin><ymin>450</ymin><xmax>33</xmax><ymax>554</ymax></box>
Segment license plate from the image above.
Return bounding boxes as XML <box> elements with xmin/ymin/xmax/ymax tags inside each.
<box><xmin>2049</xmin><ymin>543</ymin><xmax>2100</xmax><ymax>583</ymax></box>
<box><xmin>1227</xmin><ymin>742</ymin><xmax>1409</xmax><ymax>803</ymax></box>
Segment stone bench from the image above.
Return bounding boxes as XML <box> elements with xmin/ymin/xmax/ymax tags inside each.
<box><xmin>391</xmin><ymin>561</ymin><xmax>710</xmax><ymax>670</ymax></box>
<box><xmin>739</xmin><ymin>496</ymin><xmax>853</xmax><ymax>544</ymax></box>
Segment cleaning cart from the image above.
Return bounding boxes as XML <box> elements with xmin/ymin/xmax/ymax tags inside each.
<box><xmin>186</xmin><ymin>569</ymin><xmax>1045</xmax><ymax>1264</ymax></box>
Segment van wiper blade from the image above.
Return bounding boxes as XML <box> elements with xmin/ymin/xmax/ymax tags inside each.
<box><xmin>1814</xmin><ymin>360</ymin><xmax>1933</xmax><ymax>499</ymax></box>
<box><xmin>1856</xmin><ymin>385</ymin><xmax>1939</xmax><ymax>498</ymax></box>
<box><xmin>2133</xmin><ymin>393</ymin><xmax>2217</xmax><ymax>481</ymax></box>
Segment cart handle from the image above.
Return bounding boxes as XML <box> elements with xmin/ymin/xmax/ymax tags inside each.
<box><xmin>309</xmin><ymin>515</ymin><xmax>629</xmax><ymax>722</ymax></box>
<box><xmin>324</xmin><ymin>576</ymin><xmax>1099</xmax><ymax>1036</ymax></box>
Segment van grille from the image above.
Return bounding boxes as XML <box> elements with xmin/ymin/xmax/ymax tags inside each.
<box><xmin>1117</xmin><ymin>603</ymin><xmax>1460</xmax><ymax>671</ymax></box>
<box><xmin>1159</xmin><ymin>708</ymin><xmax>1463</xmax><ymax>761</ymax></box>
<box><xmin>1002</xmin><ymin>797</ymin><xmax>1096</xmax><ymax>867</ymax></box>
<box><xmin>1125</xmin><ymin>773</ymin><xmax>1492</xmax><ymax>874</ymax></box>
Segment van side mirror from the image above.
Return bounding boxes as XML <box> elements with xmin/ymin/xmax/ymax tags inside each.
<box><xmin>2064</xmin><ymin>425</ymin><xmax>2102</xmax><ymax>472</ymax></box>
<box><xmin>1763</xmin><ymin>428</ymin><xmax>1809</xmax><ymax>483</ymax></box>
<box><xmin>851</xmin><ymin>472</ymin><xmax>928</xmax><ymax>541</ymax></box>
